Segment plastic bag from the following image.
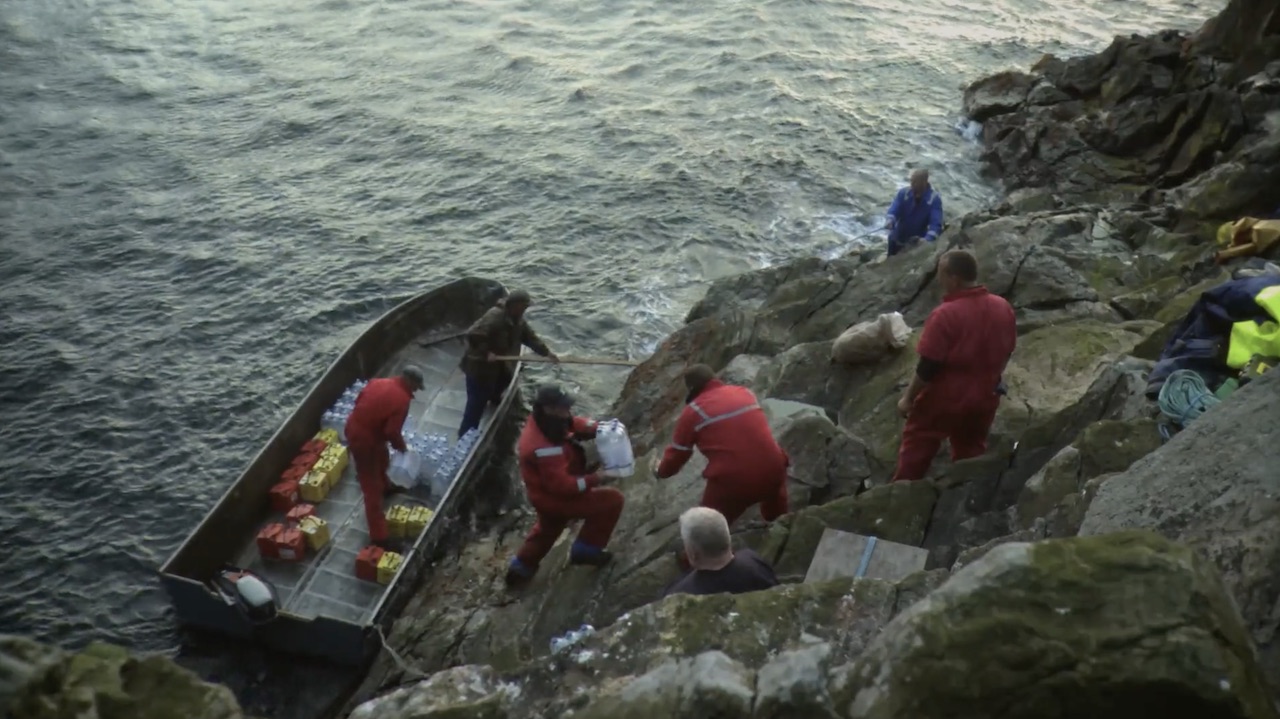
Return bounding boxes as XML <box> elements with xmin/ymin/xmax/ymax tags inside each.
<box><xmin>388</xmin><ymin>449</ymin><xmax>421</xmax><ymax>488</ymax></box>
<box><xmin>595</xmin><ymin>420</ymin><xmax>635</xmax><ymax>478</ymax></box>
<box><xmin>831</xmin><ymin>312</ymin><xmax>912</xmax><ymax>364</ymax></box>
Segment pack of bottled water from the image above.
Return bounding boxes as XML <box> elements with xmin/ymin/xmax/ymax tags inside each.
<box><xmin>320</xmin><ymin>379</ymin><xmax>368</xmax><ymax>442</ymax></box>
<box><xmin>549</xmin><ymin>624</ymin><xmax>595</xmax><ymax>656</ymax></box>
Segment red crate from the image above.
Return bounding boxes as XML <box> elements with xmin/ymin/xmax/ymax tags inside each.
<box><xmin>274</xmin><ymin>527</ymin><xmax>306</xmax><ymax>562</ymax></box>
<box><xmin>256</xmin><ymin>523</ymin><xmax>285</xmax><ymax>559</ymax></box>
<box><xmin>302</xmin><ymin>439</ymin><xmax>327</xmax><ymax>455</ymax></box>
<box><xmin>281</xmin><ymin>464</ymin><xmax>310</xmax><ymax>485</ymax></box>
<box><xmin>290</xmin><ymin>451</ymin><xmax>321</xmax><ymax>471</ymax></box>
<box><xmin>268</xmin><ymin>480</ymin><xmax>300</xmax><ymax>512</ymax></box>
<box><xmin>356</xmin><ymin>546</ymin><xmax>385</xmax><ymax>582</ymax></box>
<box><xmin>286</xmin><ymin>503</ymin><xmax>316</xmax><ymax>523</ymax></box>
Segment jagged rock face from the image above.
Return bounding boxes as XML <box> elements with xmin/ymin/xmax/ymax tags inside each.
<box><xmin>964</xmin><ymin>0</ymin><xmax>1280</xmax><ymax>207</ymax></box>
<box><xmin>350</xmin><ymin>534</ymin><xmax>1278</xmax><ymax>719</ymax></box>
<box><xmin>0</xmin><ymin>636</ymin><xmax>245</xmax><ymax>719</ymax></box>
<box><xmin>1080</xmin><ymin>367</ymin><xmax>1280</xmax><ymax>689</ymax></box>
<box><xmin>837</xmin><ymin>532</ymin><xmax>1279</xmax><ymax>719</ymax></box>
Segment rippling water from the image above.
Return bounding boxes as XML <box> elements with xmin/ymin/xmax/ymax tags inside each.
<box><xmin>0</xmin><ymin>0</ymin><xmax>1216</xmax><ymax>655</ymax></box>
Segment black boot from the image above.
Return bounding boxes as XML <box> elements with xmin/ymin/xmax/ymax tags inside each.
<box><xmin>569</xmin><ymin>549</ymin><xmax>613</xmax><ymax>568</ymax></box>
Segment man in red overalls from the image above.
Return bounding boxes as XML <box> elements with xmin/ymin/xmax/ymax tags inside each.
<box><xmin>894</xmin><ymin>249</ymin><xmax>1017</xmax><ymax>481</ymax></box>
<box><xmin>506</xmin><ymin>385</ymin><xmax>626</xmax><ymax>589</ymax></box>
<box><xmin>652</xmin><ymin>365</ymin><xmax>789</xmax><ymax>566</ymax></box>
<box><xmin>344</xmin><ymin>367</ymin><xmax>424</xmax><ymax>551</ymax></box>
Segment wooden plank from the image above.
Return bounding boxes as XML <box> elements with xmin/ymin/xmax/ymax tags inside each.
<box><xmin>803</xmin><ymin>528</ymin><xmax>929</xmax><ymax>584</ymax></box>
<box><xmin>491</xmin><ymin>354</ymin><xmax>640</xmax><ymax>367</ymax></box>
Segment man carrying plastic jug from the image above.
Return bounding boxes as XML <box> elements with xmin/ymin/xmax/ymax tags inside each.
<box><xmin>652</xmin><ymin>365</ymin><xmax>789</xmax><ymax>567</ymax></box>
<box><xmin>345</xmin><ymin>367</ymin><xmax>425</xmax><ymax>552</ymax></box>
<box><xmin>458</xmin><ymin>289</ymin><xmax>559</xmax><ymax>439</ymax></box>
<box><xmin>506</xmin><ymin>385</ymin><xmax>625</xmax><ymax>589</ymax></box>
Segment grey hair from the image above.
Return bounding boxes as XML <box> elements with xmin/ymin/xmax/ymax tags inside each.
<box><xmin>679</xmin><ymin>507</ymin><xmax>732</xmax><ymax>560</ymax></box>
<box><xmin>401</xmin><ymin>365</ymin><xmax>425</xmax><ymax>387</ymax></box>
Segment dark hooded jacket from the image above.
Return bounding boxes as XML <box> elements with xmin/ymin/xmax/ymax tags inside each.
<box><xmin>459</xmin><ymin>299</ymin><xmax>550</xmax><ymax>383</ymax></box>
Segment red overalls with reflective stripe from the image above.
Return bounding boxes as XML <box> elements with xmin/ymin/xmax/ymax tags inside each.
<box><xmin>657</xmin><ymin>380</ymin><xmax>789</xmax><ymax>525</ymax></box>
<box><xmin>515</xmin><ymin>415</ymin><xmax>625</xmax><ymax>569</ymax></box>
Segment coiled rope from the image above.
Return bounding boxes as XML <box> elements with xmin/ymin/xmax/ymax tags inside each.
<box><xmin>1157</xmin><ymin>369</ymin><xmax>1222</xmax><ymax>427</ymax></box>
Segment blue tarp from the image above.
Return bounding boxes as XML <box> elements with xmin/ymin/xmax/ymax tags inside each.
<box><xmin>1145</xmin><ymin>274</ymin><xmax>1280</xmax><ymax>399</ymax></box>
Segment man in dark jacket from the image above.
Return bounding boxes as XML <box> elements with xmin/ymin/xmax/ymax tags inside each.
<box><xmin>458</xmin><ymin>289</ymin><xmax>558</xmax><ymax>437</ymax></box>
<box><xmin>662</xmin><ymin>507</ymin><xmax>778</xmax><ymax>598</ymax></box>
<box><xmin>345</xmin><ymin>367</ymin><xmax>424</xmax><ymax>550</ymax></box>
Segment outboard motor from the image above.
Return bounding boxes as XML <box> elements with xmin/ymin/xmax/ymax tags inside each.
<box><xmin>211</xmin><ymin>566</ymin><xmax>279</xmax><ymax>626</ymax></box>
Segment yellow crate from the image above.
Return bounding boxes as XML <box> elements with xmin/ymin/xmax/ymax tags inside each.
<box><xmin>299</xmin><ymin>471</ymin><xmax>329</xmax><ymax>503</ymax></box>
<box><xmin>405</xmin><ymin>507</ymin><xmax>434</xmax><ymax>539</ymax></box>
<box><xmin>322</xmin><ymin>444</ymin><xmax>349</xmax><ymax>476</ymax></box>
<box><xmin>312</xmin><ymin>456</ymin><xmax>340</xmax><ymax>488</ymax></box>
<box><xmin>385</xmin><ymin>505</ymin><xmax>411</xmax><ymax>539</ymax></box>
<box><xmin>376</xmin><ymin>551</ymin><xmax>403</xmax><ymax>585</ymax></box>
<box><xmin>297</xmin><ymin>515</ymin><xmax>331</xmax><ymax>551</ymax></box>
<box><xmin>313</xmin><ymin>428</ymin><xmax>340</xmax><ymax>445</ymax></box>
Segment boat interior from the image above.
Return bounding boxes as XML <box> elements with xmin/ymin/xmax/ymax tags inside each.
<box><xmin>231</xmin><ymin>335</ymin><xmax>495</xmax><ymax>626</ymax></box>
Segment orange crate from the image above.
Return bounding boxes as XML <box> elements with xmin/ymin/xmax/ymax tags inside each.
<box><xmin>286</xmin><ymin>503</ymin><xmax>316</xmax><ymax>523</ymax></box>
<box><xmin>275</xmin><ymin>527</ymin><xmax>306</xmax><ymax>562</ymax></box>
<box><xmin>268</xmin><ymin>481</ymin><xmax>300</xmax><ymax>512</ymax></box>
<box><xmin>256</xmin><ymin>523</ymin><xmax>285</xmax><ymax>559</ymax></box>
<box><xmin>355</xmin><ymin>546</ymin><xmax>385</xmax><ymax>582</ymax></box>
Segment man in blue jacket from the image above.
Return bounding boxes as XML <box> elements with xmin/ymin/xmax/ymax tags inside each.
<box><xmin>885</xmin><ymin>169</ymin><xmax>944</xmax><ymax>256</ymax></box>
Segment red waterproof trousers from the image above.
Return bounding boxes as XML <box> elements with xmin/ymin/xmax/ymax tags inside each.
<box><xmin>700</xmin><ymin>475</ymin><xmax>789</xmax><ymax>526</ymax></box>
<box><xmin>350</xmin><ymin>443</ymin><xmax>393</xmax><ymax>542</ymax></box>
<box><xmin>514</xmin><ymin>487</ymin><xmax>625</xmax><ymax>569</ymax></box>
<box><xmin>893</xmin><ymin>398</ymin><xmax>1000</xmax><ymax>482</ymax></box>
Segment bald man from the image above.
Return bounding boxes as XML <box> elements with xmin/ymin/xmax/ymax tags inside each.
<box><xmin>893</xmin><ymin>250</ymin><xmax>1017</xmax><ymax>481</ymax></box>
<box><xmin>885</xmin><ymin>169</ymin><xmax>944</xmax><ymax>257</ymax></box>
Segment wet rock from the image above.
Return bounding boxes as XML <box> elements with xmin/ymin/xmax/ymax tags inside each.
<box><xmin>752</xmin><ymin>341</ymin><xmax>863</xmax><ymax>418</ymax></box>
<box><xmin>719</xmin><ymin>353</ymin><xmax>772</xmax><ymax>387</ymax></box>
<box><xmin>838</xmin><ymin>532</ymin><xmax>1279</xmax><ymax>719</ymax></box>
<box><xmin>349</xmin><ymin>665</ymin><xmax>510</xmax><ymax>719</ymax></box>
<box><xmin>756</xmin><ymin>482</ymin><xmax>938</xmax><ymax>577</ymax></box>
<box><xmin>776</xmin><ymin>414</ymin><xmax>873</xmax><ymax>507</ymax></box>
<box><xmin>0</xmin><ymin>636</ymin><xmax>245</xmax><ymax>719</ymax></box>
<box><xmin>1015</xmin><ymin>418</ymin><xmax>1162</xmax><ymax>527</ymax></box>
<box><xmin>752</xmin><ymin>643</ymin><xmax>839</xmax><ymax>719</ymax></box>
<box><xmin>962</xmin><ymin>70</ymin><xmax>1036</xmax><ymax>122</ymax></box>
<box><xmin>1080</xmin><ymin>366</ymin><xmax>1280</xmax><ymax>688</ymax></box>
<box><xmin>572</xmin><ymin>652</ymin><xmax>754</xmax><ymax>719</ymax></box>
<box><xmin>685</xmin><ymin>257</ymin><xmax>835</xmax><ymax>324</ymax></box>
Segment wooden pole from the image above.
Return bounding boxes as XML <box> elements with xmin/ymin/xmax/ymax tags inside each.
<box><xmin>492</xmin><ymin>355</ymin><xmax>641</xmax><ymax>367</ymax></box>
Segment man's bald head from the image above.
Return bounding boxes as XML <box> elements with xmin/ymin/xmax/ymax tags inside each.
<box><xmin>910</xmin><ymin>168</ymin><xmax>929</xmax><ymax>196</ymax></box>
<box><xmin>937</xmin><ymin>249</ymin><xmax>979</xmax><ymax>294</ymax></box>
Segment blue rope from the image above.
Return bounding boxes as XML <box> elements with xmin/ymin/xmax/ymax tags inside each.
<box><xmin>1157</xmin><ymin>369</ymin><xmax>1222</xmax><ymax>428</ymax></box>
<box><xmin>854</xmin><ymin>537</ymin><xmax>878</xmax><ymax>579</ymax></box>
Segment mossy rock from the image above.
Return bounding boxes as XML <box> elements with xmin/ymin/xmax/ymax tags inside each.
<box><xmin>594</xmin><ymin>578</ymin><xmax>897</xmax><ymax>674</ymax></box>
<box><xmin>761</xmin><ymin>482</ymin><xmax>938</xmax><ymax>577</ymax></box>
<box><xmin>838</xmin><ymin>531</ymin><xmax>1279</xmax><ymax>719</ymax></box>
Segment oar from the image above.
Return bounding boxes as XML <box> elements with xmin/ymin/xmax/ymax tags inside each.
<box><xmin>492</xmin><ymin>355</ymin><xmax>641</xmax><ymax>367</ymax></box>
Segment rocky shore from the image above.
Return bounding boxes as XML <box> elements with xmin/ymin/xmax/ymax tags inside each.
<box><xmin>8</xmin><ymin>0</ymin><xmax>1280</xmax><ymax>716</ymax></box>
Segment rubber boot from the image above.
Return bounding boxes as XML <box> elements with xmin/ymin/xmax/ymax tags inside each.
<box><xmin>569</xmin><ymin>540</ymin><xmax>612</xmax><ymax>568</ymax></box>
<box><xmin>505</xmin><ymin>557</ymin><xmax>535</xmax><ymax>589</ymax></box>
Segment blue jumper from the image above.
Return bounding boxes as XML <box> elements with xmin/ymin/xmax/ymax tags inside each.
<box><xmin>886</xmin><ymin>186</ymin><xmax>943</xmax><ymax>254</ymax></box>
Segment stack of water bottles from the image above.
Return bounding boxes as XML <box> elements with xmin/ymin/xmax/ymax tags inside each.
<box><xmin>320</xmin><ymin>379</ymin><xmax>369</xmax><ymax>442</ymax></box>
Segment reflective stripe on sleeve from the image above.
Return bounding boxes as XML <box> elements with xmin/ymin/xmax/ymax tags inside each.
<box><xmin>535</xmin><ymin>446</ymin><xmax>564</xmax><ymax>457</ymax></box>
<box><xmin>694</xmin><ymin>403</ymin><xmax>761</xmax><ymax>432</ymax></box>
<box><xmin>576</xmin><ymin>477</ymin><xmax>587</xmax><ymax>492</ymax></box>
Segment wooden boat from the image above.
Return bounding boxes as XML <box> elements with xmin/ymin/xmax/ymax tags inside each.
<box><xmin>159</xmin><ymin>277</ymin><xmax>519</xmax><ymax>666</ymax></box>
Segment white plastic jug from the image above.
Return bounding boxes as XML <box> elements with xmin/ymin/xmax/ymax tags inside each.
<box><xmin>388</xmin><ymin>449</ymin><xmax>421</xmax><ymax>488</ymax></box>
<box><xmin>595</xmin><ymin>420</ymin><xmax>635</xmax><ymax>478</ymax></box>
